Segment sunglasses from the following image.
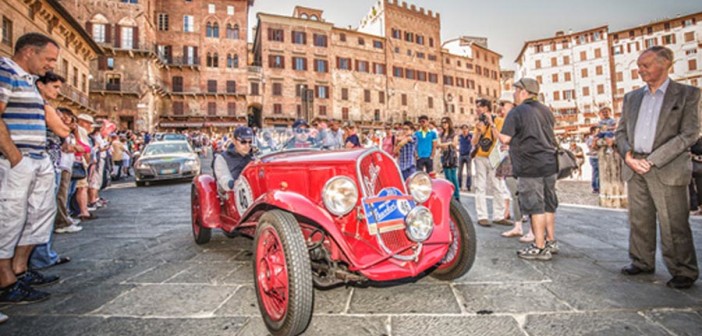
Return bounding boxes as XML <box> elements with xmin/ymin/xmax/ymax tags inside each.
<box><xmin>237</xmin><ymin>139</ymin><xmax>252</xmax><ymax>145</ymax></box>
<box><xmin>295</xmin><ymin>128</ymin><xmax>309</xmax><ymax>134</ymax></box>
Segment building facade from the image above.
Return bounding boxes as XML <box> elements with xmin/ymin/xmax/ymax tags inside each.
<box><xmin>610</xmin><ymin>12</ymin><xmax>702</xmax><ymax>113</ymax></box>
<box><xmin>1</xmin><ymin>0</ymin><xmax>100</xmax><ymax>115</ymax></box>
<box><xmin>516</xmin><ymin>12</ymin><xmax>702</xmax><ymax>135</ymax></box>
<box><xmin>253</xmin><ymin>0</ymin><xmax>503</xmax><ymax>128</ymax></box>
<box><xmin>516</xmin><ymin>26</ymin><xmax>612</xmax><ymax>134</ymax></box>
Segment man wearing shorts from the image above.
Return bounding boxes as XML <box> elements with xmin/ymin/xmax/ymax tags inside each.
<box><xmin>0</xmin><ymin>33</ymin><xmax>62</xmax><ymax>304</ymax></box>
<box><xmin>499</xmin><ymin>78</ymin><xmax>559</xmax><ymax>261</ymax></box>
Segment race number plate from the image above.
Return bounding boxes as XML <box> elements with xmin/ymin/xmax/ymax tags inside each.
<box><xmin>362</xmin><ymin>187</ymin><xmax>415</xmax><ymax>235</ymax></box>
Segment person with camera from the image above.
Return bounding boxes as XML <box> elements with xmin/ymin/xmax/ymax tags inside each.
<box><xmin>499</xmin><ymin>78</ymin><xmax>559</xmax><ymax>261</ymax></box>
<box><xmin>415</xmin><ymin>115</ymin><xmax>437</xmax><ymax>174</ymax></box>
<box><xmin>471</xmin><ymin>99</ymin><xmax>509</xmax><ymax>227</ymax></box>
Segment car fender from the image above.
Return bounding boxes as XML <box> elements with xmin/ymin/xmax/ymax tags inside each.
<box><xmin>424</xmin><ymin>178</ymin><xmax>455</xmax><ymax>238</ymax></box>
<box><xmin>241</xmin><ymin>190</ymin><xmax>354</xmax><ymax>259</ymax></box>
<box><xmin>192</xmin><ymin>175</ymin><xmax>223</xmax><ymax>229</ymax></box>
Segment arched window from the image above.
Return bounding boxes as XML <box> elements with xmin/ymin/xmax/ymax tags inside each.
<box><xmin>226</xmin><ymin>24</ymin><xmax>234</xmax><ymax>39</ymax></box>
<box><xmin>233</xmin><ymin>24</ymin><xmax>240</xmax><ymax>40</ymax></box>
<box><xmin>206</xmin><ymin>22</ymin><xmax>213</xmax><ymax>37</ymax></box>
<box><xmin>310</xmin><ymin>15</ymin><xmax>318</xmax><ymax>21</ymax></box>
<box><xmin>233</xmin><ymin>54</ymin><xmax>239</xmax><ymax>68</ymax></box>
<box><xmin>226</xmin><ymin>54</ymin><xmax>233</xmax><ymax>68</ymax></box>
<box><xmin>207</xmin><ymin>52</ymin><xmax>218</xmax><ymax>67</ymax></box>
<box><xmin>213</xmin><ymin>22</ymin><xmax>219</xmax><ymax>38</ymax></box>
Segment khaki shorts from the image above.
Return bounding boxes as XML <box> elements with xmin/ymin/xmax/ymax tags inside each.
<box><xmin>89</xmin><ymin>159</ymin><xmax>105</xmax><ymax>190</ymax></box>
<box><xmin>0</xmin><ymin>156</ymin><xmax>56</xmax><ymax>258</ymax></box>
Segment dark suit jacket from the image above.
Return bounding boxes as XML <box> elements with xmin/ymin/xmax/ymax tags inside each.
<box><xmin>615</xmin><ymin>80</ymin><xmax>701</xmax><ymax>186</ymax></box>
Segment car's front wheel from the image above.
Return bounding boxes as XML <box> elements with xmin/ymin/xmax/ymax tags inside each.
<box><xmin>191</xmin><ymin>186</ymin><xmax>211</xmax><ymax>245</ymax></box>
<box><xmin>253</xmin><ymin>210</ymin><xmax>313</xmax><ymax>336</ymax></box>
<box><xmin>431</xmin><ymin>199</ymin><xmax>477</xmax><ymax>281</ymax></box>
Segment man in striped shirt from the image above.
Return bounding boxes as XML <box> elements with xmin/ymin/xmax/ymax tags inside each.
<box><xmin>0</xmin><ymin>33</ymin><xmax>63</xmax><ymax>305</ymax></box>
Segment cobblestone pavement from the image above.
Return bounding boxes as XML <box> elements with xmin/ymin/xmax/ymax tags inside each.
<box><xmin>1</xmin><ymin>161</ymin><xmax>701</xmax><ymax>335</ymax></box>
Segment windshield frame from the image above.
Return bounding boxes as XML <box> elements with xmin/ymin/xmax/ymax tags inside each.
<box><xmin>143</xmin><ymin>141</ymin><xmax>194</xmax><ymax>156</ymax></box>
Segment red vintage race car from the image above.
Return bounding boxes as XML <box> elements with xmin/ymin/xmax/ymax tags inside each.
<box><xmin>191</xmin><ymin>130</ymin><xmax>476</xmax><ymax>336</ymax></box>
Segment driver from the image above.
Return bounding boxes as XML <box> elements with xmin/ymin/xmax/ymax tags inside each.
<box><xmin>213</xmin><ymin>126</ymin><xmax>255</xmax><ymax>193</ymax></box>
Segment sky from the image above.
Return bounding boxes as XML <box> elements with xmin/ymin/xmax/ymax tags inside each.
<box><xmin>248</xmin><ymin>0</ymin><xmax>702</xmax><ymax>69</ymax></box>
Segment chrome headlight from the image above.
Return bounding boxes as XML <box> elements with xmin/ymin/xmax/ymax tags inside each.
<box><xmin>405</xmin><ymin>206</ymin><xmax>434</xmax><ymax>242</ymax></box>
<box><xmin>183</xmin><ymin>159</ymin><xmax>200</xmax><ymax>170</ymax></box>
<box><xmin>136</xmin><ymin>161</ymin><xmax>150</xmax><ymax>170</ymax></box>
<box><xmin>406</xmin><ymin>172</ymin><xmax>432</xmax><ymax>203</ymax></box>
<box><xmin>322</xmin><ymin>176</ymin><xmax>358</xmax><ymax>216</ymax></box>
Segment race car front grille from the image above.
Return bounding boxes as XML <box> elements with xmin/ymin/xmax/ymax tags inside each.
<box><xmin>379</xmin><ymin>229</ymin><xmax>416</xmax><ymax>257</ymax></box>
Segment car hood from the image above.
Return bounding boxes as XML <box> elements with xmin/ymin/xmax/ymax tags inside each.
<box><xmin>261</xmin><ymin>148</ymin><xmax>369</xmax><ymax>165</ymax></box>
<box><xmin>139</xmin><ymin>153</ymin><xmax>197</xmax><ymax>162</ymax></box>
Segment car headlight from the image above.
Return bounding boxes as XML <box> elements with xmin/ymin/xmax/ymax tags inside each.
<box><xmin>406</xmin><ymin>172</ymin><xmax>432</xmax><ymax>203</ymax></box>
<box><xmin>405</xmin><ymin>206</ymin><xmax>434</xmax><ymax>242</ymax></box>
<box><xmin>136</xmin><ymin>161</ymin><xmax>150</xmax><ymax>170</ymax></box>
<box><xmin>183</xmin><ymin>160</ymin><xmax>200</xmax><ymax>170</ymax></box>
<box><xmin>322</xmin><ymin>176</ymin><xmax>358</xmax><ymax>216</ymax></box>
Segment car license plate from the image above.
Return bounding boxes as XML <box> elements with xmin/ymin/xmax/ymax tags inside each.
<box><xmin>160</xmin><ymin>169</ymin><xmax>177</xmax><ymax>175</ymax></box>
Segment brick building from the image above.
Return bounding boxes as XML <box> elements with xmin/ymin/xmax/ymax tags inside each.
<box><xmin>516</xmin><ymin>11</ymin><xmax>702</xmax><ymax>136</ymax></box>
<box><xmin>253</xmin><ymin>0</ymin><xmax>503</xmax><ymax>128</ymax></box>
<box><xmin>0</xmin><ymin>0</ymin><xmax>101</xmax><ymax>115</ymax></box>
<box><xmin>60</xmin><ymin>0</ymin><xmax>253</xmax><ymax>132</ymax></box>
<box><xmin>516</xmin><ymin>26</ymin><xmax>612</xmax><ymax>135</ymax></box>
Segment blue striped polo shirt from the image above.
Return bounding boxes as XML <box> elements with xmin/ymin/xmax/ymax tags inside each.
<box><xmin>0</xmin><ymin>57</ymin><xmax>46</xmax><ymax>155</ymax></box>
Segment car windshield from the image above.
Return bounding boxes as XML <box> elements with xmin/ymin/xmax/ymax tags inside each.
<box><xmin>162</xmin><ymin>134</ymin><xmax>187</xmax><ymax>141</ymax></box>
<box><xmin>253</xmin><ymin>127</ymin><xmax>323</xmax><ymax>155</ymax></box>
<box><xmin>143</xmin><ymin>142</ymin><xmax>193</xmax><ymax>156</ymax></box>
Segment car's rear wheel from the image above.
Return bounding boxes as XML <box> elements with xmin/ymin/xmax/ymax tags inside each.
<box><xmin>431</xmin><ymin>199</ymin><xmax>476</xmax><ymax>281</ymax></box>
<box><xmin>191</xmin><ymin>186</ymin><xmax>211</xmax><ymax>245</ymax></box>
<box><xmin>254</xmin><ymin>210</ymin><xmax>313</xmax><ymax>336</ymax></box>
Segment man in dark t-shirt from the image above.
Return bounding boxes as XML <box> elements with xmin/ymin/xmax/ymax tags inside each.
<box><xmin>499</xmin><ymin>78</ymin><xmax>559</xmax><ymax>261</ymax></box>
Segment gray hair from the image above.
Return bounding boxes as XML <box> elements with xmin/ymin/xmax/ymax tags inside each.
<box><xmin>643</xmin><ymin>46</ymin><xmax>674</xmax><ymax>65</ymax></box>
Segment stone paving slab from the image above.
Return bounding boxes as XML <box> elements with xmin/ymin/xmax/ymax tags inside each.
<box><xmin>391</xmin><ymin>315</ymin><xmax>523</xmax><ymax>336</ymax></box>
<box><xmin>523</xmin><ymin>311</ymin><xmax>671</xmax><ymax>336</ymax></box>
<box><xmin>81</xmin><ymin>317</ymin><xmax>249</xmax><ymax>336</ymax></box>
<box><xmin>643</xmin><ymin>310</ymin><xmax>702</xmax><ymax>336</ymax></box>
<box><xmin>237</xmin><ymin>315</ymin><xmax>390</xmax><ymax>336</ymax></box>
<box><xmin>95</xmin><ymin>284</ymin><xmax>236</xmax><ymax>317</ymax></box>
<box><xmin>455</xmin><ymin>283</ymin><xmax>572</xmax><ymax>314</ymax></box>
<box><xmin>349</xmin><ymin>284</ymin><xmax>462</xmax><ymax>314</ymax></box>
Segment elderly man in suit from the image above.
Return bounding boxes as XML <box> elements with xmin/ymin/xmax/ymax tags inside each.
<box><xmin>615</xmin><ymin>46</ymin><xmax>701</xmax><ymax>289</ymax></box>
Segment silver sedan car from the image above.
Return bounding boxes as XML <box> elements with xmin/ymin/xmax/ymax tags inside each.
<box><xmin>134</xmin><ymin>141</ymin><xmax>201</xmax><ymax>186</ymax></box>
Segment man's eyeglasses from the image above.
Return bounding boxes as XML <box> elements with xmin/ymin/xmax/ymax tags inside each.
<box><xmin>237</xmin><ymin>139</ymin><xmax>252</xmax><ymax>145</ymax></box>
<box><xmin>295</xmin><ymin>128</ymin><xmax>309</xmax><ymax>134</ymax></box>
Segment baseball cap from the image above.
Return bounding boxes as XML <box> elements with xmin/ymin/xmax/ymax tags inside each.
<box><xmin>292</xmin><ymin>119</ymin><xmax>308</xmax><ymax>129</ymax></box>
<box><xmin>514</xmin><ymin>78</ymin><xmax>540</xmax><ymax>95</ymax></box>
<box><xmin>233</xmin><ymin>126</ymin><xmax>254</xmax><ymax>141</ymax></box>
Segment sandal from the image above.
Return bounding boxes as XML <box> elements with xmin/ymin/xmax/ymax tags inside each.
<box><xmin>501</xmin><ymin>230</ymin><xmax>523</xmax><ymax>238</ymax></box>
<box><xmin>78</xmin><ymin>214</ymin><xmax>97</xmax><ymax>221</ymax></box>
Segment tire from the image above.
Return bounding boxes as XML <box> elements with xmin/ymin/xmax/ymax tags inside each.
<box><xmin>253</xmin><ymin>210</ymin><xmax>314</xmax><ymax>336</ymax></box>
<box><xmin>135</xmin><ymin>181</ymin><xmax>145</xmax><ymax>187</ymax></box>
<box><xmin>431</xmin><ymin>199</ymin><xmax>477</xmax><ymax>281</ymax></box>
<box><xmin>191</xmin><ymin>186</ymin><xmax>211</xmax><ymax>245</ymax></box>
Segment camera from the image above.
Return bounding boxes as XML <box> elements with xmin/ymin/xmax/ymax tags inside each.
<box><xmin>479</xmin><ymin>113</ymin><xmax>496</xmax><ymax>124</ymax></box>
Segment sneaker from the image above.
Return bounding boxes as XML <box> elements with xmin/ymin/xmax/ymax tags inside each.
<box><xmin>477</xmin><ymin>219</ymin><xmax>491</xmax><ymax>227</ymax></box>
<box><xmin>545</xmin><ymin>240</ymin><xmax>559</xmax><ymax>254</ymax></box>
<box><xmin>68</xmin><ymin>216</ymin><xmax>81</xmax><ymax>226</ymax></box>
<box><xmin>0</xmin><ymin>311</ymin><xmax>7</xmax><ymax>323</ymax></box>
<box><xmin>55</xmin><ymin>224</ymin><xmax>83</xmax><ymax>234</ymax></box>
<box><xmin>0</xmin><ymin>281</ymin><xmax>50</xmax><ymax>304</ymax></box>
<box><xmin>17</xmin><ymin>270</ymin><xmax>59</xmax><ymax>287</ymax></box>
<box><xmin>517</xmin><ymin>244</ymin><xmax>552</xmax><ymax>261</ymax></box>
<box><xmin>87</xmin><ymin>204</ymin><xmax>98</xmax><ymax>212</ymax></box>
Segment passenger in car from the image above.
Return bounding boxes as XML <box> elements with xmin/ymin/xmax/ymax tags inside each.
<box><xmin>213</xmin><ymin>126</ymin><xmax>255</xmax><ymax>192</ymax></box>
